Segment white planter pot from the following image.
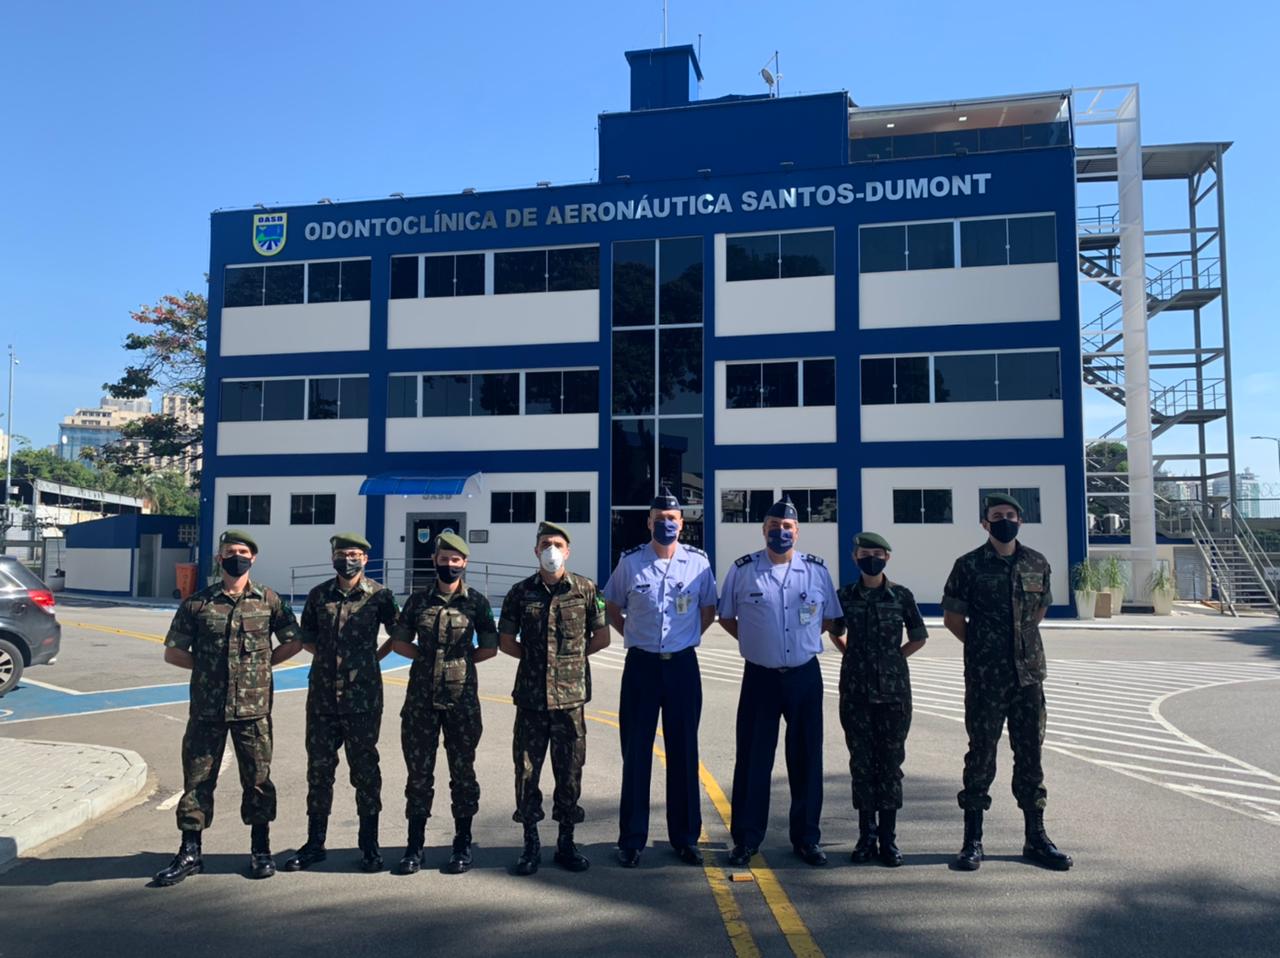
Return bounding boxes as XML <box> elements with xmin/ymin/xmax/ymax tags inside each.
<box><xmin>1151</xmin><ymin>591</ymin><xmax>1174</xmax><ymax>615</ymax></box>
<box><xmin>1074</xmin><ymin>590</ymin><xmax>1096</xmax><ymax>620</ymax></box>
<box><xmin>1109</xmin><ymin>587</ymin><xmax>1125</xmax><ymax>615</ymax></box>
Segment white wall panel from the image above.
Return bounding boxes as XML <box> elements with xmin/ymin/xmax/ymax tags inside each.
<box><xmin>713</xmin><ymin>234</ymin><xmax>835</xmax><ymax>337</ymax></box>
<box><xmin>861</xmin><ymin>399</ymin><xmax>1063</xmax><ymax>442</ymax></box>
<box><xmin>388</xmin><ymin>289</ymin><xmax>599</xmax><ymax>349</ymax></box>
<box><xmin>64</xmin><ymin>548</ymin><xmax>133</xmax><ymax>593</ymax></box>
<box><xmin>217</xmin><ymin>419</ymin><xmax>368</xmax><ymax>456</ymax></box>
<box><xmin>221</xmin><ymin>301</ymin><xmax>370</xmax><ymax>355</ymax></box>
<box><xmin>859</xmin><ymin>263</ymin><xmax>1059</xmax><ymax>329</ymax></box>
<box><xmin>385</xmin><ymin>414</ymin><xmax>598</xmax><ymax>452</ymax></box>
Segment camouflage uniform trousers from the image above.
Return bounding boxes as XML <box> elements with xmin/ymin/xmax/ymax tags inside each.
<box><xmin>958</xmin><ymin>670</ymin><xmax>1048</xmax><ymax>812</ymax></box>
<box><xmin>512</xmin><ymin>706</ymin><xmax>586</xmax><ymax>825</ymax></box>
<box><xmin>839</xmin><ymin>690</ymin><xmax>913</xmax><ymax>811</ymax></box>
<box><xmin>177</xmin><ymin>716</ymin><xmax>276</xmax><ymax>832</ymax></box>
<box><xmin>305</xmin><ymin>709</ymin><xmax>383</xmax><ymax>818</ymax></box>
<box><xmin>402</xmin><ymin>695</ymin><xmax>483</xmax><ymax>821</ymax></box>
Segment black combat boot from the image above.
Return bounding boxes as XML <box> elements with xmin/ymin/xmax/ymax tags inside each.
<box><xmin>877</xmin><ymin>810</ymin><xmax>903</xmax><ymax>867</ymax></box>
<box><xmin>515</xmin><ymin>822</ymin><xmax>541</xmax><ymax>876</ymax></box>
<box><xmin>249</xmin><ymin>823</ymin><xmax>275</xmax><ymax>879</ymax></box>
<box><xmin>445</xmin><ymin>816</ymin><xmax>473</xmax><ymax>874</ymax></box>
<box><xmin>953</xmin><ymin>810</ymin><xmax>984</xmax><ymax>871</ymax></box>
<box><xmin>153</xmin><ymin>830</ymin><xmax>203</xmax><ymax>886</ymax></box>
<box><xmin>397</xmin><ymin>816</ymin><xmax>427</xmax><ymax>875</ymax></box>
<box><xmin>1022</xmin><ymin>809</ymin><xmax>1073</xmax><ymax>871</ymax></box>
<box><xmin>283</xmin><ymin>815</ymin><xmax>328</xmax><ymax>871</ymax></box>
<box><xmin>850</xmin><ymin>810</ymin><xmax>878</xmax><ymax>864</ymax></box>
<box><xmin>553</xmin><ymin>822</ymin><xmax>590</xmax><ymax>872</ymax></box>
<box><xmin>358</xmin><ymin>813</ymin><xmax>383</xmax><ymax>872</ymax></box>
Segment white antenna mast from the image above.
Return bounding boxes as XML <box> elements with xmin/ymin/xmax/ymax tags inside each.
<box><xmin>662</xmin><ymin>1</ymin><xmax>668</xmax><ymax>46</ymax></box>
<box><xmin>760</xmin><ymin>50</ymin><xmax>781</xmax><ymax>97</ymax></box>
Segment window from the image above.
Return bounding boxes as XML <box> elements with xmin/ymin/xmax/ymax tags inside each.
<box><xmin>781</xmin><ymin>488</ymin><xmax>838</xmax><ymax>523</ymax></box>
<box><xmin>934</xmin><ymin>353</ymin><xmax>997</xmax><ymax>403</ymax></box>
<box><xmin>224</xmin><ymin>267</ymin><xmax>265</xmax><ymax>308</ymax></box>
<box><xmin>307</xmin><ymin>377</ymin><xmax>368</xmax><ymax>420</ymax></box>
<box><xmin>491</xmin><ymin>491</ymin><xmax>536</xmax><ymax>523</ymax></box>
<box><xmin>422</xmin><ymin>375</ymin><xmax>472</xmax><ymax>417</ymax></box>
<box><xmin>227</xmin><ymin>494</ymin><xmax>270</xmax><ymax>525</ymax></box>
<box><xmin>961</xmin><ymin>218</ymin><xmax>1008</xmax><ymax>268</ymax></box>
<box><xmin>659</xmin><ymin>236</ymin><xmax>703</xmax><ymax>324</ymax></box>
<box><xmin>864</xmin><ymin>351</ymin><xmax>1060</xmax><ymax>406</ymax></box>
<box><xmin>979</xmin><ymin>487</ymin><xmax>1042</xmax><ymax>523</ymax></box>
<box><xmin>1008</xmin><ymin>215</ymin><xmax>1056</xmax><ymax>264</ymax></box>
<box><xmin>612</xmin><ymin>241</ymin><xmax>656</xmax><ymax>326</ymax></box>
<box><xmin>997</xmin><ymin>351</ymin><xmax>1061</xmax><ymax>400</ymax></box>
<box><xmin>892</xmin><ymin>489</ymin><xmax>953</xmax><ymax>524</ymax></box>
<box><xmin>525</xmin><ymin>369</ymin><xmax>600</xmax><ymax>415</ymax></box>
<box><xmin>802</xmin><ymin>359</ymin><xmax>836</xmax><ymax>407</ymax></box>
<box><xmin>416</xmin><ymin>370</ymin><xmax>595</xmax><ymax>418</ymax></box>
<box><xmin>424</xmin><ymin>253</ymin><xmax>485</xmax><ymax>297</ymax></box>
<box><xmin>220</xmin><ymin>380</ymin><xmax>263</xmax><ymax>421</ymax></box>
<box><xmin>310</xmin><ymin>259</ymin><xmax>370</xmax><ymax>302</ymax></box>
<box><xmin>473</xmin><ymin>373</ymin><xmax>520</xmax><ymax>416</ymax></box>
<box><xmin>906</xmin><ymin>222</ymin><xmax>954</xmax><ymax>270</ymax></box>
<box><xmin>726</xmin><ymin>231</ymin><xmax>834</xmax><ymax>281</ymax></box>
<box><xmin>863</xmin><ymin>214</ymin><xmax>1056</xmax><ymax>272</ymax></box>
<box><xmin>223</xmin><ymin>260</ymin><xmax>370</xmax><ymax>307</ymax></box>
<box><xmin>388</xmin><ymin>375</ymin><xmax>417</xmax><ymax>417</ymax></box>
<box><xmin>961</xmin><ymin>215</ymin><xmax>1056</xmax><ymax>267</ymax></box>
<box><xmin>221</xmin><ymin>377</ymin><xmax>369</xmax><ymax>421</ymax></box>
<box><xmin>545</xmin><ymin>491</ymin><xmax>590</xmax><ymax>524</ymax></box>
<box><xmin>859</xmin><ymin>225</ymin><xmax>905</xmax><ymax>273</ymax></box>
<box><xmin>264</xmin><ymin>263</ymin><xmax>304</xmax><ymax>305</ymax></box>
<box><xmin>721</xmin><ymin>489</ymin><xmax>776</xmax><ymax>523</ymax></box>
<box><xmin>727</xmin><ymin>359</ymin><xmax>836</xmax><ymax>409</ymax></box>
<box><xmin>263</xmin><ymin>379</ymin><xmax>305</xmax><ymax>420</ymax></box>
<box><xmin>290</xmin><ymin>494</ymin><xmax>336</xmax><ymax>525</ymax></box>
<box><xmin>494</xmin><ymin>246</ymin><xmax>598</xmax><ymax>294</ymax></box>
<box><xmin>390</xmin><ymin>256</ymin><xmax>419</xmax><ymax>299</ymax></box>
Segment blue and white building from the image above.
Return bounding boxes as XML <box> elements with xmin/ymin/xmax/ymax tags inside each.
<box><xmin>203</xmin><ymin>46</ymin><xmax>1085</xmax><ymax>611</ymax></box>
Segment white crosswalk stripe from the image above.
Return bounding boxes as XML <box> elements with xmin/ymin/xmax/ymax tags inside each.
<box><xmin>592</xmin><ymin>648</ymin><xmax>1280</xmax><ymax>826</ymax></box>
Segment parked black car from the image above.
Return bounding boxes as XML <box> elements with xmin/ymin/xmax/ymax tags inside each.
<box><xmin>0</xmin><ymin>556</ymin><xmax>61</xmax><ymax>696</ymax></box>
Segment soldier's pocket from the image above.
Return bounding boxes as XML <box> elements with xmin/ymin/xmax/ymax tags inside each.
<box><xmin>440</xmin><ymin>657</ymin><xmax>468</xmax><ymax>703</ymax></box>
<box><xmin>556</xmin><ymin>599</ymin><xmax>587</xmax><ymax>652</ymax></box>
<box><xmin>240</xmin><ymin>626</ymin><xmax>272</xmax><ymax>656</ymax></box>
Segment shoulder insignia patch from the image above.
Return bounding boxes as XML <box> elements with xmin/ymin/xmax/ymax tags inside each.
<box><xmin>735</xmin><ymin>554</ymin><xmax>754</xmax><ymax>568</ymax></box>
<box><xmin>621</xmin><ymin>544</ymin><xmax>645</xmax><ymax>557</ymax></box>
<box><xmin>684</xmin><ymin>545</ymin><xmax>709</xmax><ymax>557</ymax></box>
<box><xmin>802</xmin><ymin>553</ymin><xmax>826</xmax><ymax>566</ymax></box>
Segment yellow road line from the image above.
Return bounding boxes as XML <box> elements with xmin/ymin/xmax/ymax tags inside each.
<box><xmin>67</xmin><ymin>621</ymin><xmax>166</xmax><ymax>645</ymax></box>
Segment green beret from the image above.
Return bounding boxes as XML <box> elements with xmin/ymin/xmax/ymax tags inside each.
<box><xmin>854</xmin><ymin>531</ymin><xmax>892</xmax><ymax>552</ymax></box>
<box><xmin>536</xmin><ymin>520</ymin><xmax>571</xmax><ymax>544</ymax></box>
<box><xmin>435</xmin><ymin>531</ymin><xmax>469</xmax><ymax>557</ymax></box>
<box><xmin>983</xmin><ymin>492</ymin><xmax>1023</xmax><ymax>516</ymax></box>
<box><xmin>219</xmin><ymin>529</ymin><xmax>258</xmax><ymax>554</ymax></box>
<box><xmin>329</xmin><ymin>532</ymin><xmax>371</xmax><ymax>552</ymax></box>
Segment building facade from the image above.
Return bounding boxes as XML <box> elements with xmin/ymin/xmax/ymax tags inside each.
<box><xmin>202</xmin><ymin>46</ymin><xmax>1087</xmax><ymax>611</ymax></box>
<box><xmin>58</xmin><ymin>396</ymin><xmax>151</xmax><ymax>462</ymax></box>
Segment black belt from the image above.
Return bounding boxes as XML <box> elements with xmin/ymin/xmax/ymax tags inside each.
<box><xmin>630</xmin><ymin>646</ymin><xmax>694</xmax><ymax>661</ymax></box>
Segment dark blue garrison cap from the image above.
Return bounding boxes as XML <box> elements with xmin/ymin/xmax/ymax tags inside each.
<box><xmin>766</xmin><ymin>496</ymin><xmax>798</xmax><ymax>520</ymax></box>
<box><xmin>650</xmin><ymin>485</ymin><xmax>682</xmax><ymax>511</ymax></box>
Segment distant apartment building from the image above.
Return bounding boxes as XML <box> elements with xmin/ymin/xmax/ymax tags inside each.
<box><xmin>59</xmin><ymin>396</ymin><xmax>152</xmax><ymax>462</ymax></box>
<box><xmin>1212</xmin><ymin>470</ymin><xmax>1261</xmax><ymax>518</ymax></box>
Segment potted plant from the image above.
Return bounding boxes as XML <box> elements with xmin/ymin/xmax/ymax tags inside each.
<box><xmin>1148</xmin><ymin>563</ymin><xmax>1177</xmax><ymax>616</ymax></box>
<box><xmin>1100</xmin><ymin>555</ymin><xmax>1127</xmax><ymax>615</ymax></box>
<box><xmin>1071</xmin><ymin>559</ymin><xmax>1102</xmax><ymax>620</ymax></box>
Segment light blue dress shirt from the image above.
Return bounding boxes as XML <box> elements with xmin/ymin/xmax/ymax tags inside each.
<box><xmin>603</xmin><ymin>543</ymin><xmax>717</xmax><ymax>653</ymax></box>
<box><xmin>717</xmin><ymin>550</ymin><xmax>837</xmax><ymax>669</ymax></box>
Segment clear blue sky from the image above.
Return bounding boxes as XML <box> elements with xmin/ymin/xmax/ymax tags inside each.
<box><xmin>2</xmin><ymin>1</ymin><xmax>1277</xmax><ymax>482</ymax></box>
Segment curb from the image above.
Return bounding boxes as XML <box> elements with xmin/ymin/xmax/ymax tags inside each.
<box><xmin>0</xmin><ymin>740</ymin><xmax>149</xmax><ymax>867</ymax></box>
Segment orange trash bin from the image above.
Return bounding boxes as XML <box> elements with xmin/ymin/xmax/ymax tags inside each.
<box><xmin>174</xmin><ymin>562</ymin><xmax>199</xmax><ymax>600</ymax></box>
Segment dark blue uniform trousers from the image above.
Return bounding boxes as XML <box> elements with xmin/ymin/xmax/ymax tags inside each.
<box><xmin>730</xmin><ymin>657</ymin><xmax>823</xmax><ymax>850</ymax></box>
<box><xmin>618</xmin><ymin>646</ymin><xmax>703</xmax><ymax>850</ymax></box>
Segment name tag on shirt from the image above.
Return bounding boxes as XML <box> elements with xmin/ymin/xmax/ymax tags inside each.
<box><xmin>1022</xmin><ymin>574</ymin><xmax>1045</xmax><ymax>593</ymax></box>
<box><xmin>675</xmin><ymin>593</ymin><xmax>692</xmax><ymax>615</ymax></box>
<box><xmin>798</xmin><ymin>602</ymin><xmax>818</xmax><ymax>625</ymax></box>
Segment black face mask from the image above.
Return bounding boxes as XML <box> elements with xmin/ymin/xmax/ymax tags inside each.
<box><xmin>856</xmin><ymin>555</ymin><xmax>887</xmax><ymax>577</ymax></box>
<box><xmin>333</xmin><ymin>557</ymin><xmax>364</xmax><ymax>579</ymax></box>
<box><xmin>221</xmin><ymin>554</ymin><xmax>253</xmax><ymax>577</ymax></box>
<box><xmin>989</xmin><ymin>518</ymin><xmax>1020</xmax><ymax>544</ymax></box>
<box><xmin>435</xmin><ymin>564</ymin><xmax>462</xmax><ymax>584</ymax></box>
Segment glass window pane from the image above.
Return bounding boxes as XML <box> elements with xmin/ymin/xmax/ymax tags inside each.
<box><xmin>936</xmin><ymin>129</ymin><xmax>980</xmax><ymax>155</ymax></box>
<box><xmin>979</xmin><ymin>126</ymin><xmax>1022</xmax><ymax>152</ymax></box>
<box><xmin>859</xmin><ymin>226</ymin><xmax>905</xmax><ymax>273</ymax></box>
<box><xmin>747</xmin><ymin>490</ymin><xmax>774</xmax><ymax>523</ymax></box>
<box><xmin>726</xmin><ymin>234</ymin><xmax>778</xmax><ymax>281</ymax></box>
<box><xmin>612</xmin><ymin>240</ymin><xmax>656</xmax><ymax>327</ymax></box>
<box><xmin>220</xmin><ymin>380</ymin><xmax>262</xmax><ymax>421</ymax></box>
<box><xmin>721</xmin><ymin>490</ymin><xmax>748</xmax><ymax>523</ymax></box>
<box><xmin>922</xmin><ymin>489</ymin><xmax>953</xmax><ymax>523</ymax></box>
<box><xmin>228</xmin><ymin>495</ymin><xmax>250</xmax><ymax>525</ymax></box>
<box><xmin>895</xmin><ymin>357</ymin><xmax>930</xmax><ymax>404</ymax></box>
<box><xmin>659</xmin><ymin>237</ymin><xmax>703</xmax><ymax>325</ymax></box>
<box><xmin>490</xmin><ymin>491</ymin><xmax>511</xmax><ymax>523</ymax></box>
<box><xmin>473</xmin><ymin>372</ymin><xmax>519</xmax><ymax>415</ymax></box>
<box><xmin>563</xmin><ymin>369</ymin><xmax>599</xmax><ymax>414</ymax></box>
<box><xmin>1008</xmin><ymin>215</ymin><xmax>1056</xmax><ymax>264</ymax></box>
<box><xmin>390</xmin><ymin>256</ymin><xmax>418</xmax><ymax>299</ymax></box>
<box><xmin>960</xmin><ymin>218</ymin><xmax>1008</xmax><ymax>267</ymax></box>
<box><xmin>934</xmin><ymin>353</ymin><xmax>997</xmax><ymax>403</ymax></box>
<box><xmin>892</xmin><ymin>132</ymin><xmax>935</xmax><ymax>158</ymax></box>
<box><xmin>545</xmin><ymin>491</ymin><xmax>568</xmax><ymax>522</ymax></box>
<box><xmin>264</xmin><ymin>263</ymin><xmax>304</xmax><ymax>305</ymax></box>
<box><xmin>494</xmin><ymin>249</ymin><xmax>546</xmax><ymax>294</ymax></box>
<box><xmin>290</xmin><ymin>494</ymin><xmax>313</xmax><ymax>525</ymax></box>
<box><xmin>455</xmin><ymin>253</ymin><xmax>484</xmax><ymax>295</ymax></box>
<box><xmin>860</xmin><ymin>358</ymin><xmax>894</xmax><ymax>405</ymax></box>
<box><xmin>566</xmin><ymin>491</ymin><xmax>590</xmax><ymax>523</ymax></box>
<box><xmin>612</xmin><ymin>330</ymin><xmax>655</xmax><ymax>415</ymax></box>
<box><xmin>659</xmin><ymin>418</ymin><xmax>703</xmax><ymax>506</ymax></box>
<box><xmin>850</xmin><ymin>135</ymin><xmax>893</xmax><ymax>162</ymax></box>
<box><xmin>802</xmin><ymin>358</ymin><xmax>835</xmax><ymax>407</ymax></box>
<box><xmin>611</xmin><ymin>509</ymin><xmax>653</xmax><ymax>567</ymax></box>
<box><xmin>726</xmin><ymin>363</ymin><xmax>761</xmax><ymax>409</ymax></box>
<box><xmin>511</xmin><ymin>491</ymin><xmax>536</xmax><ymax>523</ymax></box>
<box><xmin>340</xmin><ymin>260</ymin><xmax>370</xmax><ymax>301</ymax></box>
<box><xmin>313</xmin><ymin>494</ymin><xmax>335</xmax><ymax>525</ymax></box>
<box><xmin>262</xmin><ymin>379</ymin><xmax>304</xmax><ymax>420</ymax></box>
<box><xmin>659</xmin><ymin>327</ymin><xmax>702</xmax><ymax>415</ymax></box>
<box><xmin>422</xmin><ymin>374</ymin><xmax>471</xmax><ymax>417</ymax></box>
<box><xmin>893</xmin><ymin>489</ymin><xmax>923</xmax><ymax>524</ymax></box>
<box><xmin>761</xmin><ymin>361</ymin><xmax>799</xmax><ymax>408</ymax></box>
<box><xmin>1021</xmin><ymin>122</ymin><xmax>1066</xmax><ymax>148</ymax></box>
<box><xmin>809</xmin><ymin>489</ymin><xmax>838</xmax><ymax>523</ymax></box>
<box><xmin>307</xmin><ymin>261</ymin><xmax>340</xmax><ymax>303</ymax></box>
<box><xmin>907</xmin><ymin>221</ymin><xmax>954</xmax><ymax>270</ymax></box>
<box><xmin>307</xmin><ymin>378</ymin><xmax>340</xmax><ymax>420</ymax></box>
<box><xmin>548</xmin><ymin>246</ymin><xmax>598</xmax><ymax>292</ymax></box>
<box><xmin>388</xmin><ymin>375</ymin><xmax>417</xmax><ymax>417</ymax></box>
<box><xmin>781</xmin><ymin>489</ymin><xmax>811</xmax><ymax>522</ymax></box>
<box><xmin>780</xmin><ymin>230</ymin><xmax>834</xmax><ymax>278</ymax></box>
<box><xmin>1010</xmin><ymin>487</ymin><xmax>1042</xmax><ymax>523</ymax></box>
<box><xmin>249</xmin><ymin>495</ymin><xmax>271</xmax><ymax>524</ymax></box>
<box><xmin>997</xmin><ymin>351</ymin><xmax>1061</xmax><ymax>401</ymax></box>
<box><xmin>424</xmin><ymin>255</ymin><xmax>454</xmax><ymax>297</ymax></box>
<box><xmin>339</xmin><ymin>377</ymin><xmax>368</xmax><ymax>419</ymax></box>
<box><xmin>611</xmin><ymin>419</ymin><xmax>655</xmax><ymax>506</ymax></box>
<box><xmin>525</xmin><ymin>370</ymin><xmax>562</xmax><ymax>415</ymax></box>
<box><xmin>224</xmin><ymin>267</ymin><xmax>264</xmax><ymax>308</ymax></box>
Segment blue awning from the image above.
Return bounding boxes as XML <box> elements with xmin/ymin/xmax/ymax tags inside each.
<box><xmin>359</xmin><ymin>473</ymin><xmax>478</xmax><ymax>496</ymax></box>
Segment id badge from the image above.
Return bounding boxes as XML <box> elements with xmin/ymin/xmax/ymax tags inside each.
<box><xmin>798</xmin><ymin>602</ymin><xmax>817</xmax><ymax>625</ymax></box>
<box><xmin>675</xmin><ymin>593</ymin><xmax>692</xmax><ymax>615</ymax></box>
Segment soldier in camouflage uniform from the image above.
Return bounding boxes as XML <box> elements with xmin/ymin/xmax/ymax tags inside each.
<box><xmin>942</xmin><ymin>493</ymin><xmax>1073</xmax><ymax>872</ymax></box>
<box><xmin>499</xmin><ymin>520</ymin><xmax>611</xmax><ymax>875</ymax></box>
<box><xmin>833</xmin><ymin>532</ymin><xmax>927</xmax><ymax>867</ymax></box>
<box><xmin>153</xmin><ymin>530</ymin><xmax>302</xmax><ymax>886</ymax></box>
<box><xmin>283</xmin><ymin>533</ymin><xmax>398</xmax><ymax>874</ymax></box>
<box><xmin>391</xmin><ymin>530</ymin><xmax>498</xmax><ymax>875</ymax></box>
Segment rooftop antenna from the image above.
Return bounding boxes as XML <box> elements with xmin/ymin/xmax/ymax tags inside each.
<box><xmin>760</xmin><ymin>50</ymin><xmax>781</xmax><ymax>97</ymax></box>
<box><xmin>662</xmin><ymin>1</ymin><xmax>667</xmax><ymax>46</ymax></box>
<box><xmin>697</xmin><ymin>32</ymin><xmax>702</xmax><ymax>100</ymax></box>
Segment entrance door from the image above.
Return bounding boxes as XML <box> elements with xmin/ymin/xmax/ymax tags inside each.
<box><xmin>405</xmin><ymin>513</ymin><xmax>466</xmax><ymax>592</ymax></box>
<box><xmin>137</xmin><ymin>534</ymin><xmax>161</xmax><ymax>597</ymax></box>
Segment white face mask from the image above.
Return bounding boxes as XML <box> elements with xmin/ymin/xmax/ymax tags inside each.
<box><xmin>539</xmin><ymin>545</ymin><xmax>565</xmax><ymax>574</ymax></box>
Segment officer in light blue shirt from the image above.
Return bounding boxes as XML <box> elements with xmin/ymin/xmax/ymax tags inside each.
<box><xmin>603</xmin><ymin>486</ymin><xmax>717</xmax><ymax>868</ymax></box>
<box><xmin>718</xmin><ymin>495</ymin><xmax>843</xmax><ymax>868</ymax></box>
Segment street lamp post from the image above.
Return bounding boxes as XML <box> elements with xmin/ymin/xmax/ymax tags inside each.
<box><xmin>2</xmin><ymin>346</ymin><xmax>17</xmax><ymax>556</ymax></box>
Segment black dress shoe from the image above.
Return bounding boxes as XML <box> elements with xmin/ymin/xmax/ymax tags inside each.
<box><xmin>727</xmin><ymin>845</ymin><xmax>757</xmax><ymax>867</ymax></box>
<box><xmin>397</xmin><ymin>849</ymin><xmax>425</xmax><ymax>875</ymax></box>
<box><xmin>445</xmin><ymin>833</ymin><xmax>473</xmax><ymax>874</ymax></box>
<box><xmin>794</xmin><ymin>843</ymin><xmax>828</xmax><ymax>867</ymax></box>
<box><xmin>674</xmin><ymin>845</ymin><xmax>703</xmax><ymax>866</ymax></box>
<box><xmin>617</xmin><ymin>847</ymin><xmax>642</xmax><ymax>868</ymax></box>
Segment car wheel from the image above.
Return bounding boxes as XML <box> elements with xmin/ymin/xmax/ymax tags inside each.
<box><xmin>0</xmin><ymin>637</ymin><xmax>23</xmax><ymax>697</ymax></box>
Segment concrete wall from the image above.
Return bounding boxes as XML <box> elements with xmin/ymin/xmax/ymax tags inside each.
<box><xmin>861</xmin><ymin>398</ymin><xmax>1063</xmax><ymax>442</ymax></box>
<box><xmin>221</xmin><ymin>301</ymin><xmax>370</xmax><ymax>355</ymax></box>
<box><xmin>859</xmin><ymin>262</ymin><xmax>1059</xmax><ymax>329</ymax></box>
<box><xmin>389</xmin><ymin>289</ymin><xmax>598</xmax><ymax>349</ymax></box>
<box><xmin>64</xmin><ymin>548</ymin><xmax>133</xmax><ymax>594</ymax></box>
<box><xmin>217</xmin><ymin>419</ymin><xmax>368</xmax><ymax>456</ymax></box>
<box><xmin>386</xmin><ymin>413</ymin><xmax>598</xmax><ymax>452</ymax></box>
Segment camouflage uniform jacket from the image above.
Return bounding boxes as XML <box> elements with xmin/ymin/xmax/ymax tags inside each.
<box><xmin>499</xmin><ymin>571</ymin><xmax>607</xmax><ymax>711</ymax></box>
<box><xmin>941</xmin><ymin>542</ymin><xmax>1053</xmax><ymax>687</ymax></box>
<box><xmin>393</xmin><ymin>581</ymin><xmax>498</xmax><ymax>711</ymax></box>
<box><xmin>165</xmin><ymin>580</ymin><xmax>301</xmax><ymax>721</ymax></box>
<box><xmin>300</xmin><ymin>575</ymin><xmax>398</xmax><ymax>715</ymax></box>
<box><xmin>835</xmin><ymin>578</ymin><xmax>928</xmax><ymax>703</ymax></box>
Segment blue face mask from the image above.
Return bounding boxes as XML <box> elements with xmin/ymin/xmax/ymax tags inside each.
<box><xmin>766</xmin><ymin>529</ymin><xmax>794</xmax><ymax>555</ymax></box>
<box><xmin>653</xmin><ymin>518</ymin><xmax>680</xmax><ymax>546</ymax></box>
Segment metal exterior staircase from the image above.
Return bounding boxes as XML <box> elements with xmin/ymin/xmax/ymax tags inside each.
<box><xmin>1188</xmin><ymin>509</ymin><xmax>1280</xmax><ymax>615</ymax></box>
